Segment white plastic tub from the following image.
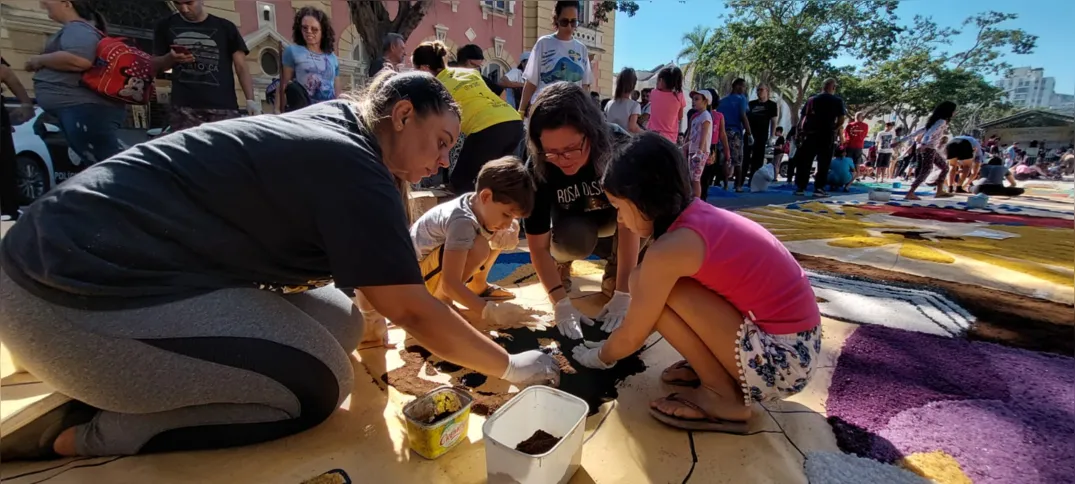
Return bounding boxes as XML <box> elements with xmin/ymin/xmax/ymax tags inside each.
<box><xmin>868</xmin><ymin>188</ymin><xmax>892</xmax><ymax>202</ymax></box>
<box><xmin>483</xmin><ymin>386</ymin><xmax>588</xmax><ymax>484</ymax></box>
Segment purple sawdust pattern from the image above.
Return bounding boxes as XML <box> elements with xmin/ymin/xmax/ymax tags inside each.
<box><xmin>826</xmin><ymin>325</ymin><xmax>1075</xmax><ymax>484</ymax></box>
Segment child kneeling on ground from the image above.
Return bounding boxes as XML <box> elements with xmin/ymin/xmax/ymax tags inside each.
<box><xmin>572</xmin><ymin>132</ymin><xmax>821</xmax><ymax>433</ymax></box>
<box><xmin>411</xmin><ymin>157</ymin><xmax>534</xmax><ymax>323</ymax></box>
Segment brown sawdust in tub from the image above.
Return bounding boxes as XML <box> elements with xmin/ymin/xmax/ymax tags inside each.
<box><xmin>382</xmin><ymin>324</ymin><xmax>648</xmax><ymax>416</ymax></box>
<box><xmin>793</xmin><ymin>253</ymin><xmax>1075</xmax><ymax>355</ymax></box>
<box><xmin>515</xmin><ymin>430</ymin><xmax>561</xmax><ymax>455</ymax></box>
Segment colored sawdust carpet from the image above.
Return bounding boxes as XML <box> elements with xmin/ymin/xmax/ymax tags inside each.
<box><xmin>803</xmin><ymin>451</ymin><xmax>929</xmax><ymax>484</ymax></box>
<box><xmin>825</xmin><ymin>325</ymin><xmax>1075</xmax><ymax>484</ymax></box>
<box><xmin>487</xmin><ymin>251</ymin><xmax>604</xmax><ymax>287</ymax></box>
<box><xmin>806</xmin><ymin>271</ymin><xmax>971</xmax><ymax>337</ymax></box>
<box><xmin>742</xmin><ymin>201</ymin><xmax>1074</xmax><ymax>289</ymax></box>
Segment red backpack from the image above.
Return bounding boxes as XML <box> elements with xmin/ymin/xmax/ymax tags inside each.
<box><xmin>79</xmin><ymin>23</ymin><xmax>155</xmax><ymax>105</ymax></box>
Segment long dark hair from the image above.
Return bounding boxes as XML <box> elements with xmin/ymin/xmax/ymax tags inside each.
<box><xmin>293</xmin><ymin>6</ymin><xmax>335</xmax><ymax>53</ymax></box>
<box><xmin>657</xmin><ymin>66</ymin><xmax>683</xmax><ymax>93</ymax></box>
<box><xmin>71</xmin><ymin>0</ymin><xmax>106</xmax><ymax>33</ymax></box>
<box><xmin>527</xmin><ymin>82</ymin><xmax>612</xmax><ymax>182</ymax></box>
<box><xmin>603</xmin><ymin>132</ymin><xmax>692</xmax><ymax>238</ymax></box>
<box><xmin>925</xmin><ymin>101</ymin><xmax>957</xmax><ymax>131</ymax></box>
<box><xmin>614</xmin><ymin>67</ymin><xmax>637</xmax><ymax>100</ymax></box>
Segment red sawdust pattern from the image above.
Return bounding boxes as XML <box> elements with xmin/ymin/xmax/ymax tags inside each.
<box><xmin>855</xmin><ymin>204</ymin><xmax>1073</xmax><ymax>228</ymax></box>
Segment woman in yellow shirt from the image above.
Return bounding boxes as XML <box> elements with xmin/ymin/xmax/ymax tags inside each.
<box><xmin>412</xmin><ymin>41</ymin><xmax>523</xmax><ymax>193</ymax></box>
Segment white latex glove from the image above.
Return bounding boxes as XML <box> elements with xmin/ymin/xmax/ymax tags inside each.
<box><xmin>489</xmin><ymin>220</ymin><xmax>520</xmax><ymax>251</ymax></box>
<box><xmin>554</xmin><ymin>298</ymin><xmax>593</xmax><ymax>340</ymax></box>
<box><xmin>746</xmin><ymin>134</ymin><xmax>755</xmax><ymax>146</ymax></box>
<box><xmin>502</xmin><ymin>350</ymin><xmax>561</xmax><ymax>387</ymax></box>
<box><xmin>246</xmin><ymin>100</ymin><xmax>262</xmax><ymax>115</ymax></box>
<box><xmin>596</xmin><ymin>290</ymin><xmax>630</xmax><ymax>333</ymax></box>
<box><xmin>572</xmin><ymin>340</ymin><xmax>615</xmax><ymax>369</ymax></box>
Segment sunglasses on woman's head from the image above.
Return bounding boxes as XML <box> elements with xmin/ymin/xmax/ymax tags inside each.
<box><xmin>557</xmin><ymin>18</ymin><xmax>579</xmax><ymax>27</ymax></box>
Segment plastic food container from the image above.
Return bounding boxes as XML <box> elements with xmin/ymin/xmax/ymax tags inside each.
<box><xmin>482</xmin><ymin>386</ymin><xmax>588</xmax><ymax>484</ymax></box>
<box><xmin>402</xmin><ymin>386</ymin><xmax>473</xmax><ymax>460</ymax></box>
<box><xmin>966</xmin><ymin>193</ymin><xmax>989</xmax><ymax>209</ymax></box>
<box><xmin>868</xmin><ymin>188</ymin><xmax>892</xmax><ymax>201</ymax></box>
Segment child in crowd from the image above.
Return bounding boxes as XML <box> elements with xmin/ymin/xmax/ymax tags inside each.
<box><xmin>827</xmin><ymin>147</ymin><xmax>855</xmax><ymax>192</ymax></box>
<box><xmin>410</xmin><ymin>157</ymin><xmax>534</xmax><ymax>324</ymax></box>
<box><xmin>973</xmin><ymin>156</ymin><xmax>1024</xmax><ymax>196</ymax></box>
<box><xmin>772</xmin><ymin>126</ymin><xmax>786</xmax><ymax>166</ymax></box>
<box><xmin>686</xmin><ymin>90</ymin><xmax>713</xmax><ymax>198</ymax></box>
<box><xmin>572</xmin><ymin>132</ymin><xmax>820</xmax><ymax>432</ymax></box>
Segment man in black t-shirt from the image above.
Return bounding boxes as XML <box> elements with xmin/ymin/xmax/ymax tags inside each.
<box><xmin>791</xmin><ymin>78</ymin><xmax>847</xmax><ymax>196</ymax></box>
<box><xmin>152</xmin><ymin>0</ymin><xmax>255</xmax><ymax>131</ymax></box>
<box><xmin>368</xmin><ymin>33</ymin><xmax>405</xmax><ymax>79</ymax></box>
<box><xmin>746</xmin><ymin>84</ymin><xmax>779</xmax><ymax>181</ymax></box>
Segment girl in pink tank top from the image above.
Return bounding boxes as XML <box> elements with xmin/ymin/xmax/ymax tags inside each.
<box><xmin>645</xmin><ymin>66</ymin><xmax>686</xmax><ymax>143</ymax></box>
<box><xmin>570</xmin><ymin>132</ymin><xmax>821</xmax><ymax>434</ymax></box>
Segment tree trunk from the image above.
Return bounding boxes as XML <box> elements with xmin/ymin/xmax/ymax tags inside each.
<box><xmin>348</xmin><ymin>0</ymin><xmax>433</xmax><ymax>61</ymax></box>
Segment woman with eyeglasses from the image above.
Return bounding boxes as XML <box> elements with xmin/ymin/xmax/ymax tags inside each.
<box><xmin>523</xmin><ymin>83</ymin><xmax>640</xmax><ymax>342</ymax></box>
<box><xmin>517</xmin><ymin>1</ymin><xmax>593</xmax><ymax>117</ymax></box>
<box><xmin>276</xmin><ymin>6</ymin><xmax>340</xmax><ymax>113</ymax></box>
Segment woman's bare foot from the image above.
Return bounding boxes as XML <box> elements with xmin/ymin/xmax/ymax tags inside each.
<box><xmin>904</xmin><ymin>192</ymin><xmax>921</xmax><ymax>200</ymax></box>
<box><xmin>650</xmin><ymin>385</ymin><xmax>751</xmax><ymax>422</ymax></box>
<box><xmin>52</xmin><ymin>427</ymin><xmax>78</xmax><ymax>456</ymax></box>
<box><xmin>661</xmin><ymin>361</ymin><xmax>699</xmax><ymax>385</ymax></box>
<box><xmin>934</xmin><ymin>191</ymin><xmax>954</xmax><ymax>198</ymax></box>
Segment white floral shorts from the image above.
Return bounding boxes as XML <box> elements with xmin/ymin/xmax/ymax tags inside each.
<box><xmin>735</xmin><ymin>319</ymin><xmax>822</xmax><ymax>406</ymax></box>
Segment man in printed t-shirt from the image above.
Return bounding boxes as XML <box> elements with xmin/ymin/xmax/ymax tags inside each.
<box><xmin>153</xmin><ymin>0</ymin><xmax>256</xmax><ymax>131</ymax></box>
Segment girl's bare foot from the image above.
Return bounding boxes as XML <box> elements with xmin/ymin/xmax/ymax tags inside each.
<box><xmin>650</xmin><ymin>385</ymin><xmax>751</xmax><ymax>422</ymax></box>
<box><xmin>904</xmin><ymin>192</ymin><xmax>921</xmax><ymax>200</ymax></box>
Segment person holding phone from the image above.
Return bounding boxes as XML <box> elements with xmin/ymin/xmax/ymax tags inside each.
<box><xmin>153</xmin><ymin>0</ymin><xmax>257</xmax><ymax>131</ymax></box>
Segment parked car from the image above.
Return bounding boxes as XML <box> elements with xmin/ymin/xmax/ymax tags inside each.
<box><xmin>6</xmin><ymin>103</ymin><xmax>87</xmax><ymax>206</ymax></box>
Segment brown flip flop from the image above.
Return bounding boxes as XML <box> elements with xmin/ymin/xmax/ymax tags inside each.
<box><xmin>648</xmin><ymin>393</ymin><xmax>749</xmax><ymax>434</ymax></box>
<box><xmin>661</xmin><ymin>360</ymin><xmax>701</xmax><ymax>387</ymax></box>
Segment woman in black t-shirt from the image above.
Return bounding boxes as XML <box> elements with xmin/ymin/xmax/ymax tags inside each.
<box><xmin>522</xmin><ymin>83</ymin><xmax>641</xmax><ymax>341</ymax></box>
<box><xmin>0</xmin><ymin>71</ymin><xmax>559</xmax><ymax>461</ymax></box>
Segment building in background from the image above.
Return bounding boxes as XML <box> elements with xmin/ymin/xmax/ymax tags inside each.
<box><xmin>0</xmin><ymin>1</ymin><xmax>617</xmax><ymax>126</ymax></box>
<box><xmin>522</xmin><ymin>0</ymin><xmax>616</xmax><ymax>99</ymax></box>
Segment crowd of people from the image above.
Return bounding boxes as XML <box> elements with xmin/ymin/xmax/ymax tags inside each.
<box><xmin>0</xmin><ymin>0</ymin><xmax>1070</xmax><ymax>465</ymax></box>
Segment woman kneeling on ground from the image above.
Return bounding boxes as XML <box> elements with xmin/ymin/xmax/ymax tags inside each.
<box><xmin>572</xmin><ymin>132</ymin><xmax>821</xmax><ymax>432</ymax></box>
<box><xmin>523</xmin><ymin>83</ymin><xmax>640</xmax><ymax>340</ymax></box>
<box><xmin>0</xmin><ymin>70</ymin><xmax>559</xmax><ymax>461</ymax></box>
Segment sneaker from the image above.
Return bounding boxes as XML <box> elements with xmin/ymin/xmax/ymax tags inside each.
<box><xmin>557</xmin><ymin>261</ymin><xmax>573</xmax><ymax>293</ymax></box>
<box><xmin>478</xmin><ymin>284</ymin><xmax>516</xmax><ymax>301</ymax></box>
<box><xmin>0</xmin><ymin>395</ymin><xmax>96</xmax><ymax>461</ymax></box>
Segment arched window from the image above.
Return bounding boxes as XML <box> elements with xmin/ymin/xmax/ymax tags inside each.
<box><xmin>482</xmin><ymin>61</ymin><xmax>509</xmax><ymax>83</ymax></box>
<box><xmin>260</xmin><ymin>48</ymin><xmax>280</xmax><ymax>77</ymax></box>
<box><xmin>352</xmin><ymin>38</ymin><xmax>370</xmax><ymax>67</ymax></box>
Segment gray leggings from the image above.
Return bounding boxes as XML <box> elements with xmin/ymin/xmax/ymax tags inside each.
<box><xmin>0</xmin><ymin>269</ymin><xmax>362</xmax><ymax>456</ymax></box>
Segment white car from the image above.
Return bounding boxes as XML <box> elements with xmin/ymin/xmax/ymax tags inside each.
<box><xmin>7</xmin><ymin>104</ymin><xmax>91</xmax><ymax>205</ymax></box>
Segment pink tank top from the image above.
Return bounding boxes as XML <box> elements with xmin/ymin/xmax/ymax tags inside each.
<box><xmin>647</xmin><ymin>89</ymin><xmax>686</xmax><ymax>143</ymax></box>
<box><xmin>710</xmin><ymin>110</ymin><xmax>724</xmax><ymax>144</ymax></box>
<box><xmin>667</xmin><ymin>199</ymin><xmax>820</xmax><ymax>334</ymax></box>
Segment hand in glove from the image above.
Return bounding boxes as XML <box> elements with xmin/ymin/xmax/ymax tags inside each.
<box><xmin>745</xmin><ymin>134</ymin><xmax>755</xmax><ymax>146</ymax></box>
<box><xmin>489</xmin><ymin>220</ymin><xmax>521</xmax><ymax>251</ymax></box>
<box><xmin>554</xmin><ymin>297</ymin><xmax>593</xmax><ymax>340</ymax></box>
<box><xmin>572</xmin><ymin>340</ymin><xmax>615</xmax><ymax>369</ymax></box>
<box><xmin>246</xmin><ymin>100</ymin><xmax>262</xmax><ymax>116</ymax></box>
<box><xmin>596</xmin><ymin>290</ymin><xmax>630</xmax><ymax>333</ymax></box>
<box><xmin>502</xmin><ymin>350</ymin><xmax>561</xmax><ymax>387</ymax></box>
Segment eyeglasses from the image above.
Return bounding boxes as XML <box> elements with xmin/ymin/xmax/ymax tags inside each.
<box><xmin>301</xmin><ymin>26</ymin><xmax>321</xmax><ymax>33</ymax></box>
<box><xmin>556</xmin><ymin>18</ymin><xmax>579</xmax><ymax>28</ymax></box>
<box><xmin>541</xmin><ymin>139</ymin><xmax>588</xmax><ymax>162</ymax></box>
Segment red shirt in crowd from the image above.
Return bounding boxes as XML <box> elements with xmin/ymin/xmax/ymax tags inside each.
<box><xmin>844</xmin><ymin>121</ymin><xmax>869</xmax><ymax>149</ymax></box>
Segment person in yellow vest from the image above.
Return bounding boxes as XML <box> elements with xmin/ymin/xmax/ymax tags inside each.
<box><xmin>412</xmin><ymin>41</ymin><xmax>524</xmax><ymax>194</ymax></box>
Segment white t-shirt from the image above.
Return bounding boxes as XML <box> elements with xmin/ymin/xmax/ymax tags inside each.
<box><xmin>604</xmin><ymin>98</ymin><xmax>641</xmax><ymax>131</ymax></box>
<box><xmin>875</xmin><ymin>130</ymin><xmax>896</xmax><ymax>154</ymax></box>
<box><xmin>523</xmin><ymin>34</ymin><xmax>593</xmax><ymax>103</ymax></box>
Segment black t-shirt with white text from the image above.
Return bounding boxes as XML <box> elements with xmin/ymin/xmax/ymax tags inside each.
<box><xmin>799</xmin><ymin>93</ymin><xmax>847</xmax><ymax>136</ymax></box>
<box><xmin>154</xmin><ymin>14</ymin><xmax>249</xmax><ymax>110</ymax></box>
<box><xmin>523</xmin><ymin>124</ymin><xmax>629</xmax><ymax>235</ymax></box>
<box><xmin>747</xmin><ymin>99</ymin><xmax>778</xmax><ymax>138</ymax></box>
<box><xmin>0</xmin><ymin>102</ymin><xmax>422</xmax><ymax>309</ymax></box>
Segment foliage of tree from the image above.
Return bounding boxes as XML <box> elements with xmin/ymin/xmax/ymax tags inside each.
<box><xmin>591</xmin><ymin>1</ymin><xmax>640</xmax><ymax>28</ymax></box>
<box><xmin>694</xmin><ymin>0</ymin><xmax>900</xmax><ymax>126</ymax></box>
<box><xmin>677</xmin><ymin>26</ymin><xmax>714</xmax><ymax>88</ymax></box>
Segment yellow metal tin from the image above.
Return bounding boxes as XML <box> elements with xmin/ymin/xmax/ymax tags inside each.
<box><xmin>402</xmin><ymin>386</ymin><xmax>473</xmax><ymax>460</ymax></box>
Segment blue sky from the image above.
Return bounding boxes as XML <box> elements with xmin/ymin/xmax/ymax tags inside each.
<box><xmin>613</xmin><ymin>0</ymin><xmax>1075</xmax><ymax>93</ymax></box>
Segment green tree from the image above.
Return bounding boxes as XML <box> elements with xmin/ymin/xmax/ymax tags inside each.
<box><xmin>591</xmin><ymin>1</ymin><xmax>641</xmax><ymax>27</ymax></box>
<box><xmin>698</xmin><ymin>0</ymin><xmax>901</xmax><ymax>126</ymax></box>
<box><xmin>678</xmin><ymin>26</ymin><xmax>713</xmax><ymax>88</ymax></box>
